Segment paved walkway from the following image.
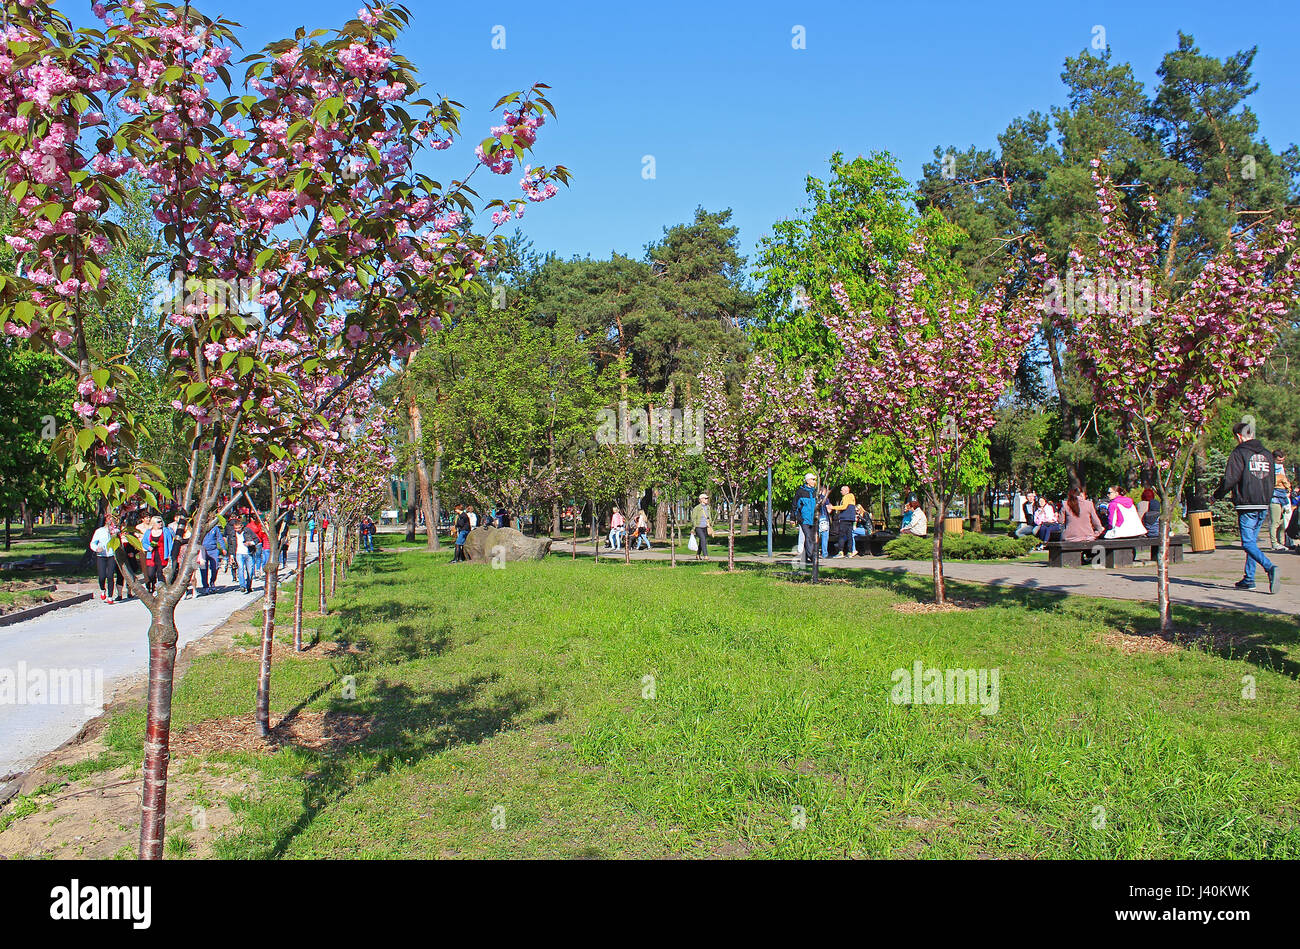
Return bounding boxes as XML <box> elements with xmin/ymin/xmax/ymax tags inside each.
<box><xmin>554</xmin><ymin>538</ymin><xmax>1300</xmax><ymax>618</ymax></box>
<box><xmin>0</xmin><ymin>540</ymin><xmax>318</xmax><ymax>779</ymax></box>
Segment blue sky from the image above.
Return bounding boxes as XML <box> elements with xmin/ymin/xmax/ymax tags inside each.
<box><xmin>197</xmin><ymin>0</ymin><xmax>1299</xmax><ymax>264</ymax></box>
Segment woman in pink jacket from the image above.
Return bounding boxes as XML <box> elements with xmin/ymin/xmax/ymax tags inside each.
<box><xmin>1104</xmin><ymin>486</ymin><xmax>1145</xmax><ymax>539</ymax></box>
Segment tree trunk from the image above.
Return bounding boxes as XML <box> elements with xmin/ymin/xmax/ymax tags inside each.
<box><xmin>255</xmin><ymin>475</ymin><xmax>282</xmax><ymax>736</ymax></box>
<box><xmin>405</xmin><ymin>459</ymin><xmax>417</xmax><ymax>542</ymax></box>
<box><xmin>726</xmin><ymin>493</ymin><xmax>737</xmax><ymax>571</ymax></box>
<box><xmin>329</xmin><ymin>533</ymin><xmax>338</xmax><ymax>598</ymax></box>
<box><xmin>318</xmin><ymin>522</ymin><xmax>327</xmax><ymax>614</ymax></box>
<box><xmin>669</xmin><ymin>494</ymin><xmax>678</xmax><ymax>567</ymax></box>
<box><xmin>1157</xmin><ymin>514</ymin><xmax>1172</xmax><ymax>634</ymax></box>
<box><xmin>293</xmin><ymin>516</ymin><xmax>307</xmax><ymax>651</ymax></box>
<box><xmin>654</xmin><ymin>486</ymin><xmax>668</xmax><ymax>541</ymax></box>
<box><xmin>429</xmin><ymin>451</ymin><xmax>442</xmax><ymax>550</ymax></box>
<box><xmin>931</xmin><ymin>503</ymin><xmax>947</xmax><ymax>605</ymax></box>
<box><xmin>139</xmin><ymin>617</ymin><xmax>178</xmax><ymax>860</ymax></box>
<box><xmin>20</xmin><ymin>500</ymin><xmax>34</xmax><ymax>537</ymax></box>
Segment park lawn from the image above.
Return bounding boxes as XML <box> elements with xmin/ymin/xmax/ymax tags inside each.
<box><xmin>0</xmin><ymin>524</ymin><xmax>86</xmax><ymax>565</ymax></box>
<box><xmin>96</xmin><ymin>550</ymin><xmax>1300</xmax><ymax>859</ymax></box>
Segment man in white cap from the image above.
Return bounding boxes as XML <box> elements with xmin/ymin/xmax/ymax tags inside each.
<box><xmin>688</xmin><ymin>492</ymin><xmax>713</xmax><ymax>560</ymax></box>
<box><xmin>793</xmin><ymin>472</ymin><xmax>818</xmax><ymax>566</ymax></box>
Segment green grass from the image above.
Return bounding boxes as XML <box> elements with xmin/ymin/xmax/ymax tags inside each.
<box><xmin>0</xmin><ymin>524</ymin><xmax>92</xmax><ymax>577</ymax></box>
<box><xmin>88</xmin><ymin>551</ymin><xmax>1300</xmax><ymax>859</ymax></box>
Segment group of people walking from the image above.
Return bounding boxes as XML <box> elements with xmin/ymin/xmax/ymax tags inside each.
<box><xmin>605</xmin><ymin>506</ymin><xmax>652</xmax><ymax>551</ymax></box>
<box><xmin>88</xmin><ymin>504</ymin><xmax>302</xmax><ymax>603</ymax></box>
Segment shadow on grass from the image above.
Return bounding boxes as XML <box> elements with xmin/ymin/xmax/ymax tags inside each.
<box><xmin>265</xmin><ymin>674</ymin><xmax>551</xmax><ymax>858</ymax></box>
<box><xmin>831</xmin><ymin>566</ymin><xmax>1300</xmax><ymax>679</ymax></box>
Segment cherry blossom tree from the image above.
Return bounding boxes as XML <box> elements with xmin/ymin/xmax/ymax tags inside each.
<box><xmin>819</xmin><ymin>228</ymin><xmax>1039</xmax><ymax>602</ymax></box>
<box><xmin>0</xmin><ymin>0</ymin><xmax>565</xmax><ymax>857</ymax></box>
<box><xmin>1030</xmin><ymin>162</ymin><xmax>1299</xmax><ymax>632</ymax></box>
<box><xmin>698</xmin><ymin>351</ymin><xmax>805</xmax><ymax>571</ymax></box>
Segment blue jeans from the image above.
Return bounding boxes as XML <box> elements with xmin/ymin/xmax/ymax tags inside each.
<box><xmin>363</xmin><ymin>533</ymin><xmax>374</xmax><ymax>552</ymax></box>
<box><xmin>238</xmin><ymin>552</ymin><xmax>255</xmax><ymax>589</ymax></box>
<box><xmin>1238</xmin><ymin>510</ymin><xmax>1274</xmax><ymax>583</ymax></box>
<box><xmin>819</xmin><ymin>527</ymin><xmax>828</xmax><ymax>557</ymax></box>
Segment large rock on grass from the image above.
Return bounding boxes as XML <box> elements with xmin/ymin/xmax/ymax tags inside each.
<box><xmin>463</xmin><ymin>526</ymin><xmax>552</xmax><ymax>564</ymax></box>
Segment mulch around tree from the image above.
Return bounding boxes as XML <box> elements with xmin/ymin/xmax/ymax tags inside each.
<box><xmin>172</xmin><ymin>711</ymin><xmax>374</xmax><ymax>756</ymax></box>
<box><xmin>891</xmin><ymin>599</ymin><xmax>984</xmax><ymax>615</ymax></box>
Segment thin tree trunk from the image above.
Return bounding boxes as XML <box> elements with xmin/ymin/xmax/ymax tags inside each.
<box><xmin>330</xmin><ymin>533</ymin><xmax>338</xmax><ymax>598</ymax></box>
<box><xmin>318</xmin><ymin>522</ymin><xmax>327</xmax><ymax>614</ymax></box>
<box><xmin>1157</xmin><ymin>514</ymin><xmax>1172</xmax><ymax>634</ymax></box>
<box><xmin>727</xmin><ymin>500</ymin><xmax>736</xmax><ymax>572</ymax></box>
<box><xmin>139</xmin><ymin>620</ymin><xmax>178</xmax><ymax>860</ymax></box>
<box><xmin>254</xmin><ymin>472</ymin><xmax>283</xmax><ymax>736</ymax></box>
<box><xmin>405</xmin><ymin>460</ymin><xmax>417</xmax><ymax>542</ymax></box>
<box><xmin>293</xmin><ymin>516</ymin><xmax>307</xmax><ymax>651</ymax></box>
<box><xmin>932</xmin><ymin>500</ymin><xmax>947</xmax><ymax>604</ymax></box>
<box><xmin>429</xmin><ymin>451</ymin><xmax>442</xmax><ymax>550</ymax></box>
<box><xmin>669</xmin><ymin>493</ymin><xmax>678</xmax><ymax>567</ymax></box>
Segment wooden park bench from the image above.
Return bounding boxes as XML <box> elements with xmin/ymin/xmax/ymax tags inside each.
<box><xmin>1045</xmin><ymin>535</ymin><xmax>1189</xmax><ymax>569</ymax></box>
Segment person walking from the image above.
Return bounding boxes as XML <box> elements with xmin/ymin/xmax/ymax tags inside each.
<box><xmin>200</xmin><ymin>518</ymin><xmax>226</xmax><ymax>593</ymax></box>
<box><xmin>360</xmin><ymin>515</ymin><xmax>375</xmax><ymax>553</ymax></box>
<box><xmin>89</xmin><ymin>516</ymin><xmax>123</xmax><ymax>603</ymax></box>
<box><xmin>689</xmin><ymin>493</ymin><xmax>713</xmax><ymax>560</ymax></box>
<box><xmin>1213</xmin><ymin>421</ymin><xmax>1279</xmax><ymax>593</ymax></box>
<box><xmin>233</xmin><ymin>518</ymin><xmax>259</xmax><ymax>593</ymax></box>
<box><xmin>633</xmin><ymin>508</ymin><xmax>652</xmax><ymax>550</ymax></box>
<box><xmin>308</xmin><ymin>513</ymin><xmax>316</xmax><ymax>544</ymax></box>
<box><xmin>143</xmin><ymin>515</ymin><xmax>168</xmax><ymax>595</ymax></box>
<box><xmin>792</xmin><ymin>473</ymin><xmax>818</xmax><ymax>567</ymax></box>
<box><xmin>450</xmin><ymin>506</ymin><xmax>470</xmax><ymax>563</ymax></box>
<box><xmin>607</xmin><ymin>506</ymin><xmax>625</xmax><ymax>550</ymax></box>
<box><xmin>1270</xmin><ymin>451</ymin><xmax>1291</xmax><ymax>550</ymax></box>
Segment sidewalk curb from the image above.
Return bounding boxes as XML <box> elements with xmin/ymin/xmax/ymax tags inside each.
<box><xmin>0</xmin><ymin>592</ymin><xmax>95</xmax><ymax>629</ymax></box>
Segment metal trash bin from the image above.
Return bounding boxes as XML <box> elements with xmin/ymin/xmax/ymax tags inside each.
<box><xmin>1189</xmin><ymin>510</ymin><xmax>1214</xmax><ymax>553</ymax></box>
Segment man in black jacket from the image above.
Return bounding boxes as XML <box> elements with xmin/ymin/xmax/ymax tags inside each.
<box><xmin>1213</xmin><ymin>422</ymin><xmax>1278</xmax><ymax>593</ymax></box>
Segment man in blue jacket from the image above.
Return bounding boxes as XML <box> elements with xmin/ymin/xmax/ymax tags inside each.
<box><xmin>792</xmin><ymin>472</ymin><xmax>818</xmax><ymax>567</ymax></box>
<box><xmin>200</xmin><ymin>520</ymin><xmax>227</xmax><ymax>593</ymax></box>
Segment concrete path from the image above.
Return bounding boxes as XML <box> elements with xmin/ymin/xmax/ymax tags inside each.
<box><xmin>0</xmin><ymin>539</ymin><xmax>318</xmax><ymax>779</ymax></box>
<box><xmin>554</xmin><ymin>538</ymin><xmax>1300</xmax><ymax>618</ymax></box>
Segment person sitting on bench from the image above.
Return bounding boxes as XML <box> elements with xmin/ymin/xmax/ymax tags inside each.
<box><xmin>1033</xmin><ymin>496</ymin><xmax>1060</xmax><ymax>544</ymax></box>
<box><xmin>1059</xmin><ymin>486</ymin><xmax>1104</xmax><ymax>544</ymax></box>
<box><xmin>1139</xmin><ymin>487</ymin><xmax>1161</xmax><ymax>537</ymax></box>
<box><xmin>1103</xmin><ymin>485</ymin><xmax>1145</xmax><ymax>539</ymax></box>
<box><xmin>900</xmin><ymin>499</ymin><xmax>927</xmax><ymax>537</ymax></box>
